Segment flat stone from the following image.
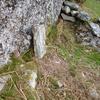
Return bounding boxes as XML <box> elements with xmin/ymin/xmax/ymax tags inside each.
<box><xmin>64</xmin><ymin>1</ymin><xmax>79</xmax><ymax>10</ymax></box>
<box><xmin>89</xmin><ymin>22</ymin><xmax>100</xmax><ymax>37</ymax></box>
<box><xmin>77</xmin><ymin>11</ymin><xmax>91</xmax><ymax>21</ymax></box>
<box><xmin>61</xmin><ymin>13</ymin><xmax>76</xmax><ymax>22</ymax></box>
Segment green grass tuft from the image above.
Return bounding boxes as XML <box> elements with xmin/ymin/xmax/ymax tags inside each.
<box><xmin>84</xmin><ymin>0</ymin><xmax>100</xmax><ymax>19</ymax></box>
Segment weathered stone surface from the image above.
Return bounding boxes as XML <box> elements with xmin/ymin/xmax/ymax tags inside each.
<box><xmin>76</xmin><ymin>26</ymin><xmax>100</xmax><ymax>51</ymax></box>
<box><xmin>77</xmin><ymin>11</ymin><xmax>91</xmax><ymax>21</ymax></box>
<box><xmin>62</xmin><ymin>6</ymin><xmax>71</xmax><ymax>14</ymax></box>
<box><xmin>89</xmin><ymin>22</ymin><xmax>100</xmax><ymax>37</ymax></box>
<box><xmin>32</xmin><ymin>24</ymin><xmax>46</xmax><ymax>58</ymax></box>
<box><xmin>64</xmin><ymin>1</ymin><xmax>79</xmax><ymax>10</ymax></box>
<box><xmin>27</xmin><ymin>71</ymin><xmax>37</xmax><ymax>89</ymax></box>
<box><xmin>61</xmin><ymin>13</ymin><xmax>76</xmax><ymax>22</ymax></box>
<box><xmin>89</xmin><ymin>88</ymin><xmax>99</xmax><ymax>99</ymax></box>
<box><xmin>71</xmin><ymin>10</ymin><xmax>79</xmax><ymax>16</ymax></box>
<box><xmin>0</xmin><ymin>75</ymin><xmax>10</xmax><ymax>91</ymax></box>
<box><xmin>0</xmin><ymin>0</ymin><xmax>63</xmax><ymax>65</ymax></box>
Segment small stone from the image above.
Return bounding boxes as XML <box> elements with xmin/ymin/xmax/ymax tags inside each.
<box><xmin>61</xmin><ymin>13</ymin><xmax>76</xmax><ymax>22</ymax></box>
<box><xmin>64</xmin><ymin>1</ymin><xmax>79</xmax><ymax>10</ymax></box>
<box><xmin>89</xmin><ymin>22</ymin><xmax>100</xmax><ymax>37</ymax></box>
<box><xmin>20</xmin><ymin>64</ymin><xmax>24</xmax><ymax>67</ymax></box>
<box><xmin>28</xmin><ymin>71</ymin><xmax>37</xmax><ymax>89</ymax></box>
<box><xmin>71</xmin><ymin>10</ymin><xmax>79</xmax><ymax>16</ymax></box>
<box><xmin>0</xmin><ymin>75</ymin><xmax>10</xmax><ymax>91</ymax></box>
<box><xmin>32</xmin><ymin>24</ymin><xmax>46</xmax><ymax>58</ymax></box>
<box><xmin>77</xmin><ymin>11</ymin><xmax>91</xmax><ymax>21</ymax></box>
<box><xmin>62</xmin><ymin>6</ymin><xmax>71</xmax><ymax>14</ymax></box>
<box><xmin>57</xmin><ymin>81</ymin><xmax>63</xmax><ymax>88</ymax></box>
<box><xmin>98</xmin><ymin>18</ymin><xmax>100</xmax><ymax>22</ymax></box>
<box><xmin>0</xmin><ymin>43</ymin><xmax>3</xmax><ymax>56</ymax></box>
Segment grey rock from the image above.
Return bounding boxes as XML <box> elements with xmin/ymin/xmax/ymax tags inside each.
<box><xmin>64</xmin><ymin>1</ymin><xmax>80</xmax><ymax>10</ymax></box>
<box><xmin>32</xmin><ymin>24</ymin><xmax>46</xmax><ymax>58</ymax></box>
<box><xmin>89</xmin><ymin>88</ymin><xmax>99</xmax><ymax>99</ymax></box>
<box><xmin>0</xmin><ymin>0</ymin><xmax>63</xmax><ymax>65</ymax></box>
<box><xmin>77</xmin><ymin>11</ymin><xmax>91</xmax><ymax>21</ymax></box>
<box><xmin>76</xmin><ymin>31</ymin><xmax>100</xmax><ymax>51</ymax></box>
<box><xmin>28</xmin><ymin>71</ymin><xmax>37</xmax><ymax>89</ymax></box>
<box><xmin>61</xmin><ymin>13</ymin><xmax>76</xmax><ymax>22</ymax></box>
<box><xmin>0</xmin><ymin>75</ymin><xmax>10</xmax><ymax>91</ymax></box>
<box><xmin>71</xmin><ymin>10</ymin><xmax>79</xmax><ymax>16</ymax></box>
<box><xmin>89</xmin><ymin>22</ymin><xmax>100</xmax><ymax>37</ymax></box>
<box><xmin>24</xmin><ymin>69</ymin><xmax>37</xmax><ymax>89</ymax></box>
<box><xmin>57</xmin><ymin>81</ymin><xmax>63</xmax><ymax>88</ymax></box>
<box><xmin>98</xmin><ymin>18</ymin><xmax>100</xmax><ymax>22</ymax></box>
<box><xmin>62</xmin><ymin>6</ymin><xmax>71</xmax><ymax>14</ymax></box>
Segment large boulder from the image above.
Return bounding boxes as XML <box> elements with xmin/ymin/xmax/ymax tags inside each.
<box><xmin>0</xmin><ymin>0</ymin><xmax>63</xmax><ymax>66</ymax></box>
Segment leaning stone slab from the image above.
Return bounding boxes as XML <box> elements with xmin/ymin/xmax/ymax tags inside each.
<box><xmin>32</xmin><ymin>24</ymin><xmax>46</xmax><ymax>58</ymax></box>
<box><xmin>61</xmin><ymin>13</ymin><xmax>76</xmax><ymax>22</ymax></box>
<box><xmin>64</xmin><ymin>1</ymin><xmax>79</xmax><ymax>10</ymax></box>
<box><xmin>0</xmin><ymin>75</ymin><xmax>10</xmax><ymax>91</ymax></box>
<box><xmin>89</xmin><ymin>22</ymin><xmax>100</xmax><ymax>37</ymax></box>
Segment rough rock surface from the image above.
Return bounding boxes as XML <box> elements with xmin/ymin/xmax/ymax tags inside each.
<box><xmin>0</xmin><ymin>0</ymin><xmax>63</xmax><ymax>65</ymax></box>
<box><xmin>77</xmin><ymin>11</ymin><xmax>91</xmax><ymax>21</ymax></box>
<box><xmin>64</xmin><ymin>1</ymin><xmax>79</xmax><ymax>10</ymax></box>
<box><xmin>0</xmin><ymin>75</ymin><xmax>10</xmax><ymax>91</ymax></box>
<box><xmin>61</xmin><ymin>13</ymin><xmax>76</xmax><ymax>22</ymax></box>
<box><xmin>76</xmin><ymin>24</ymin><xmax>100</xmax><ymax>51</ymax></box>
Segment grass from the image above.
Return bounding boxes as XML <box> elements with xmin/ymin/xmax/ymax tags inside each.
<box><xmin>47</xmin><ymin>20</ymin><xmax>100</xmax><ymax>76</ymax></box>
<box><xmin>0</xmin><ymin>0</ymin><xmax>100</xmax><ymax>99</ymax></box>
<box><xmin>0</xmin><ymin>49</ymin><xmax>37</xmax><ymax>100</ymax></box>
<box><xmin>47</xmin><ymin>18</ymin><xmax>100</xmax><ymax>78</ymax></box>
<box><xmin>84</xmin><ymin>0</ymin><xmax>100</xmax><ymax>19</ymax></box>
<box><xmin>47</xmin><ymin>25</ymin><xmax>58</xmax><ymax>44</ymax></box>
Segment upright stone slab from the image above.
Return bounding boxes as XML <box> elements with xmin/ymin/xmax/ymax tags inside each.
<box><xmin>32</xmin><ymin>24</ymin><xmax>46</xmax><ymax>58</ymax></box>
